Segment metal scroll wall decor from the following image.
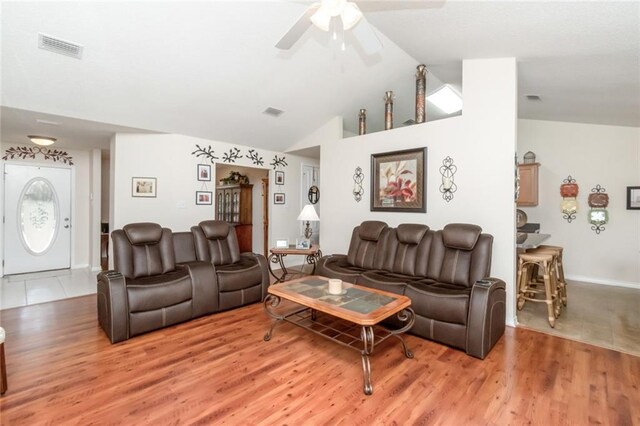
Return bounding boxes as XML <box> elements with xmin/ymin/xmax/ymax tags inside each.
<box><xmin>588</xmin><ymin>184</ymin><xmax>609</xmax><ymax>234</ymax></box>
<box><xmin>514</xmin><ymin>153</ymin><xmax>520</xmax><ymax>201</ymax></box>
<box><xmin>358</xmin><ymin>109</ymin><xmax>367</xmax><ymax>135</ymax></box>
<box><xmin>383</xmin><ymin>91</ymin><xmax>394</xmax><ymax>130</ymax></box>
<box><xmin>353</xmin><ymin>167</ymin><xmax>364</xmax><ymax>202</ymax></box>
<box><xmin>415</xmin><ymin>64</ymin><xmax>427</xmax><ymax>124</ymax></box>
<box><xmin>438</xmin><ymin>156</ymin><xmax>457</xmax><ymax>202</ymax></box>
<box><xmin>560</xmin><ymin>176</ymin><xmax>579</xmax><ymax>223</ymax></box>
<box><xmin>2</xmin><ymin>146</ymin><xmax>74</xmax><ymax>165</ymax></box>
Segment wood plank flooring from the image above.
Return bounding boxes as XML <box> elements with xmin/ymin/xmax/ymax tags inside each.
<box><xmin>0</xmin><ymin>295</ymin><xmax>638</xmax><ymax>425</ymax></box>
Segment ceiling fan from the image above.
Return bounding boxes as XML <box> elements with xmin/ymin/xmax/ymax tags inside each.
<box><xmin>275</xmin><ymin>0</ymin><xmax>383</xmax><ymax>55</ymax></box>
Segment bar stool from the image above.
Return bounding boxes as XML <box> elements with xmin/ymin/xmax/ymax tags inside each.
<box><xmin>0</xmin><ymin>327</ymin><xmax>6</xmax><ymax>395</ymax></box>
<box><xmin>534</xmin><ymin>245</ymin><xmax>567</xmax><ymax>306</ymax></box>
<box><xmin>517</xmin><ymin>252</ymin><xmax>560</xmax><ymax>327</ymax></box>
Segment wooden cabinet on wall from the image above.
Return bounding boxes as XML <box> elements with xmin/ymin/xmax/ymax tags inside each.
<box><xmin>216</xmin><ymin>184</ymin><xmax>253</xmax><ymax>253</ymax></box>
<box><xmin>517</xmin><ymin>163</ymin><xmax>540</xmax><ymax>206</ymax></box>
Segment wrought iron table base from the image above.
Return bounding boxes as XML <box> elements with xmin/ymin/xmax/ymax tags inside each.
<box><xmin>267</xmin><ymin>251</ymin><xmax>322</xmax><ymax>283</ymax></box>
<box><xmin>263</xmin><ymin>295</ymin><xmax>415</xmax><ymax>395</ymax></box>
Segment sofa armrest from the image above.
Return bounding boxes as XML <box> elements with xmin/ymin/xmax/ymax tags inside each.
<box><xmin>179</xmin><ymin>262</ymin><xmax>218</xmax><ymax>317</ymax></box>
<box><xmin>241</xmin><ymin>252</ymin><xmax>270</xmax><ymax>300</ymax></box>
<box><xmin>466</xmin><ymin>278</ymin><xmax>506</xmax><ymax>359</ymax></box>
<box><xmin>97</xmin><ymin>271</ymin><xmax>129</xmax><ymax>344</ymax></box>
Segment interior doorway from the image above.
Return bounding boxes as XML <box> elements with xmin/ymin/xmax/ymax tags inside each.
<box><xmin>215</xmin><ymin>164</ymin><xmax>269</xmax><ymax>255</ymax></box>
<box><xmin>300</xmin><ymin>164</ymin><xmax>320</xmax><ymax>246</ymax></box>
<box><xmin>3</xmin><ymin>163</ymin><xmax>72</xmax><ymax>275</ymax></box>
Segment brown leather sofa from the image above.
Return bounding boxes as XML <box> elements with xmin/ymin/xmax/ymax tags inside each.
<box><xmin>316</xmin><ymin>221</ymin><xmax>505</xmax><ymax>359</ymax></box>
<box><xmin>97</xmin><ymin>221</ymin><xmax>269</xmax><ymax>343</ymax></box>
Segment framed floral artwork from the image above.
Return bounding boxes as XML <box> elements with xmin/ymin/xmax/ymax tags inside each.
<box><xmin>371</xmin><ymin>147</ymin><xmax>427</xmax><ymax>212</ymax></box>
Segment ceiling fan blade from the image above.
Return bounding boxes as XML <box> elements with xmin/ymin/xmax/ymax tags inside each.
<box><xmin>351</xmin><ymin>17</ymin><xmax>382</xmax><ymax>55</ymax></box>
<box><xmin>275</xmin><ymin>4</ymin><xmax>321</xmax><ymax>50</ymax></box>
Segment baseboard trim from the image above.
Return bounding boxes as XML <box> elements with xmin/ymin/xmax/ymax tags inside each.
<box><xmin>71</xmin><ymin>264</ymin><xmax>90</xmax><ymax>270</ymax></box>
<box><xmin>565</xmin><ymin>274</ymin><xmax>639</xmax><ymax>289</ymax></box>
<box><xmin>91</xmin><ymin>266</ymin><xmax>102</xmax><ymax>272</ymax></box>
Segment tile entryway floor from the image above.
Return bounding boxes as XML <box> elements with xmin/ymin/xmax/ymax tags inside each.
<box><xmin>517</xmin><ymin>280</ymin><xmax>640</xmax><ymax>356</ymax></box>
<box><xmin>0</xmin><ymin>268</ymin><xmax>99</xmax><ymax>310</ymax></box>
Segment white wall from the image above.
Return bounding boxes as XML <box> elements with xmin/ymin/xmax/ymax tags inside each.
<box><xmin>518</xmin><ymin>119</ymin><xmax>640</xmax><ymax>287</ymax></box>
<box><xmin>286</xmin><ymin>116</ymin><xmax>343</xmax><ymax>153</ymax></box>
<box><xmin>101</xmin><ymin>156</ymin><xmax>110</xmax><ymax>224</ymax></box>
<box><xmin>110</xmin><ymin>133</ymin><xmax>318</xmax><ymax>266</ymax></box>
<box><xmin>215</xmin><ymin>164</ymin><xmax>269</xmax><ymax>255</ymax></box>
<box><xmin>320</xmin><ymin>58</ymin><xmax>518</xmax><ymax>325</ymax></box>
<box><xmin>0</xmin><ymin>143</ymin><xmax>94</xmax><ymax>275</ymax></box>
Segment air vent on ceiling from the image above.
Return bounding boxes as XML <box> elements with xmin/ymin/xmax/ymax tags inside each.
<box><xmin>36</xmin><ymin>119</ymin><xmax>61</xmax><ymax>126</ymax></box>
<box><xmin>263</xmin><ymin>107</ymin><xmax>284</xmax><ymax>117</ymax></box>
<box><xmin>525</xmin><ymin>95</ymin><xmax>542</xmax><ymax>101</ymax></box>
<box><xmin>402</xmin><ymin>119</ymin><xmax>416</xmax><ymax>126</ymax></box>
<box><xmin>38</xmin><ymin>33</ymin><xmax>83</xmax><ymax>59</ymax></box>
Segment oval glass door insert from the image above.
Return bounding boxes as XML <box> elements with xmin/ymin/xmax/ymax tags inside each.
<box><xmin>19</xmin><ymin>178</ymin><xmax>59</xmax><ymax>254</ymax></box>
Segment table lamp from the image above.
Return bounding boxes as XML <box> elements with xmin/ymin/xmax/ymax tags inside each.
<box><xmin>297</xmin><ymin>204</ymin><xmax>320</xmax><ymax>239</ymax></box>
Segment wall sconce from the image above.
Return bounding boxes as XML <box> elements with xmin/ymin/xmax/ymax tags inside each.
<box><xmin>560</xmin><ymin>175</ymin><xmax>578</xmax><ymax>223</ymax></box>
<box><xmin>588</xmin><ymin>184</ymin><xmax>609</xmax><ymax>234</ymax></box>
<box><xmin>439</xmin><ymin>156</ymin><xmax>457</xmax><ymax>202</ymax></box>
<box><xmin>353</xmin><ymin>166</ymin><xmax>364</xmax><ymax>202</ymax></box>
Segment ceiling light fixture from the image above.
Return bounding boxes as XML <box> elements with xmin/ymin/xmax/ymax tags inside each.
<box><xmin>427</xmin><ymin>85</ymin><xmax>463</xmax><ymax>114</ymax></box>
<box><xmin>28</xmin><ymin>135</ymin><xmax>57</xmax><ymax>146</ymax></box>
<box><xmin>310</xmin><ymin>0</ymin><xmax>363</xmax><ymax>31</ymax></box>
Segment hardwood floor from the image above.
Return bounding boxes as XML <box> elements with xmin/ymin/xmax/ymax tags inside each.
<box><xmin>0</xmin><ymin>295</ymin><xmax>638</xmax><ymax>425</ymax></box>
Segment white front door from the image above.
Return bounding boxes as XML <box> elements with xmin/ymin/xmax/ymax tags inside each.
<box><xmin>3</xmin><ymin>164</ymin><xmax>72</xmax><ymax>275</ymax></box>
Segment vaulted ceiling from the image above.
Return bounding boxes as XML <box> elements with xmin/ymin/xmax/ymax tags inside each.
<box><xmin>1</xmin><ymin>1</ymin><xmax>638</xmax><ymax>153</ymax></box>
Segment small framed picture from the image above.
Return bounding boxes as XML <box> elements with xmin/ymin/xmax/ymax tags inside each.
<box><xmin>275</xmin><ymin>239</ymin><xmax>289</xmax><ymax>248</ymax></box>
<box><xmin>296</xmin><ymin>238</ymin><xmax>310</xmax><ymax>249</ymax></box>
<box><xmin>275</xmin><ymin>171</ymin><xmax>285</xmax><ymax>185</ymax></box>
<box><xmin>274</xmin><ymin>193</ymin><xmax>285</xmax><ymax>204</ymax></box>
<box><xmin>132</xmin><ymin>177</ymin><xmax>157</xmax><ymax>198</ymax></box>
<box><xmin>627</xmin><ymin>186</ymin><xmax>640</xmax><ymax>210</ymax></box>
<box><xmin>196</xmin><ymin>191</ymin><xmax>212</xmax><ymax>205</ymax></box>
<box><xmin>197</xmin><ymin>164</ymin><xmax>211</xmax><ymax>182</ymax></box>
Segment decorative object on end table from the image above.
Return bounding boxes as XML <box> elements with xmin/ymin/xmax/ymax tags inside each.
<box><xmin>295</xmin><ymin>238</ymin><xmax>311</xmax><ymax>249</ymax></box>
<box><xmin>371</xmin><ymin>147</ymin><xmax>427</xmax><ymax>212</ymax></box>
<box><xmin>308</xmin><ymin>186</ymin><xmax>319</xmax><ymax>204</ymax></box>
<box><xmin>275</xmin><ymin>171</ymin><xmax>285</xmax><ymax>185</ymax></box>
<box><xmin>560</xmin><ymin>175</ymin><xmax>579</xmax><ymax>223</ymax></box>
<box><xmin>195</xmin><ymin>191</ymin><xmax>212</xmax><ymax>205</ymax></box>
<box><xmin>131</xmin><ymin>177</ymin><xmax>157</xmax><ymax>198</ymax></box>
<box><xmin>358</xmin><ymin>109</ymin><xmax>367</xmax><ymax>135</ymax></box>
<box><xmin>415</xmin><ymin>64</ymin><xmax>427</xmax><ymax>124</ymax></box>
<box><xmin>297</xmin><ymin>204</ymin><xmax>320</xmax><ymax>239</ymax></box>
<box><xmin>197</xmin><ymin>164</ymin><xmax>211</xmax><ymax>182</ymax></box>
<box><xmin>275</xmin><ymin>239</ymin><xmax>289</xmax><ymax>248</ymax></box>
<box><xmin>353</xmin><ymin>166</ymin><xmax>364</xmax><ymax>202</ymax></box>
<box><xmin>627</xmin><ymin>186</ymin><xmax>640</xmax><ymax>210</ymax></box>
<box><xmin>438</xmin><ymin>156</ymin><xmax>457</xmax><ymax>202</ymax></box>
<box><xmin>274</xmin><ymin>193</ymin><xmax>286</xmax><ymax>204</ymax></box>
<box><xmin>383</xmin><ymin>91</ymin><xmax>394</xmax><ymax>130</ymax></box>
<box><xmin>588</xmin><ymin>184</ymin><xmax>608</xmax><ymax>234</ymax></box>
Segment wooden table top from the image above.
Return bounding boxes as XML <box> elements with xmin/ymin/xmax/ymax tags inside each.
<box><xmin>270</xmin><ymin>245</ymin><xmax>320</xmax><ymax>255</ymax></box>
<box><xmin>268</xmin><ymin>275</ymin><xmax>411</xmax><ymax>326</ymax></box>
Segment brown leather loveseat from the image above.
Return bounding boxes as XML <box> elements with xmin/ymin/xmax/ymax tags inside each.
<box><xmin>97</xmin><ymin>221</ymin><xmax>268</xmax><ymax>343</ymax></box>
<box><xmin>316</xmin><ymin>221</ymin><xmax>505</xmax><ymax>359</ymax></box>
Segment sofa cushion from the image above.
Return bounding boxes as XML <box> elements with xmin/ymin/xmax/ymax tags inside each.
<box><xmin>124</xmin><ymin>222</ymin><xmax>163</xmax><ymax>245</ymax></box>
<box><xmin>442</xmin><ymin>223</ymin><xmax>482</xmax><ymax>250</ymax></box>
<box><xmin>216</xmin><ymin>257</ymin><xmax>263</xmax><ymax>292</ymax></box>
<box><xmin>359</xmin><ymin>270</ymin><xmax>421</xmax><ymax>295</ymax></box>
<box><xmin>126</xmin><ymin>268</ymin><xmax>192</xmax><ymax>313</ymax></box>
<box><xmin>397</xmin><ymin>224</ymin><xmax>429</xmax><ymax>245</ymax></box>
<box><xmin>405</xmin><ymin>281</ymin><xmax>470</xmax><ymax>325</ymax></box>
<box><xmin>358</xmin><ymin>221</ymin><xmax>388</xmax><ymax>241</ymax></box>
<box><xmin>317</xmin><ymin>256</ymin><xmax>365</xmax><ymax>282</ymax></box>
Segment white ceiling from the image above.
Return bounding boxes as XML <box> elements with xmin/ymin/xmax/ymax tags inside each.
<box><xmin>1</xmin><ymin>1</ymin><xmax>638</xmax><ymax>154</ymax></box>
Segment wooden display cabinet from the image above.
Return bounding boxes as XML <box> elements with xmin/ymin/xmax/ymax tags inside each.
<box><xmin>517</xmin><ymin>163</ymin><xmax>539</xmax><ymax>206</ymax></box>
<box><xmin>216</xmin><ymin>183</ymin><xmax>253</xmax><ymax>252</ymax></box>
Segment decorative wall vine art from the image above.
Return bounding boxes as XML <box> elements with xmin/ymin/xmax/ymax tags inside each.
<box><xmin>2</xmin><ymin>146</ymin><xmax>74</xmax><ymax>165</ymax></box>
<box><xmin>415</xmin><ymin>64</ymin><xmax>427</xmax><ymax>124</ymax></box>
<box><xmin>222</xmin><ymin>147</ymin><xmax>242</xmax><ymax>163</ymax></box>
<box><xmin>270</xmin><ymin>155</ymin><xmax>288</xmax><ymax>169</ymax></box>
<box><xmin>358</xmin><ymin>109</ymin><xmax>367</xmax><ymax>135</ymax></box>
<box><xmin>560</xmin><ymin>176</ymin><xmax>579</xmax><ymax>223</ymax></box>
<box><xmin>246</xmin><ymin>149</ymin><xmax>264</xmax><ymax>166</ymax></box>
<box><xmin>353</xmin><ymin>166</ymin><xmax>364</xmax><ymax>202</ymax></box>
<box><xmin>191</xmin><ymin>144</ymin><xmax>219</xmax><ymax>163</ymax></box>
<box><xmin>383</xmin><ymin>91</ymin><xmax>394</xmax><ymax>130</ymax></box>
<box><xmin>588</xmin><ymin>184</ymin><xmax>609</xmax><ymax>234</ymax></box>
<box><xmin>438</xmin><ymin>156</ymin><xmax>457</xmax><ymax>202</ymax></box>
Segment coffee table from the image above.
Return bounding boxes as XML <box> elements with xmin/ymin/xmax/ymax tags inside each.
<box><xmin>263</xmin><ymin>275</ymin><xmax>415</xmax><ymax>395</ymax></box>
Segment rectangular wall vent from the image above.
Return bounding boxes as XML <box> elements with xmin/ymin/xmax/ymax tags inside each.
<box><xmin>38</xmin><ymin>33</ymin><xmax>83</xmax><ymax>59</ymax></box>
<box><xmin>525</xmin><ymin>94</ymin><xmax>542</xmax><ymax>101</ymax></box>
<box><xmin>263</xmin><ymin>107</ymin><xmax>284</xmax><ymax>117</ymax></box>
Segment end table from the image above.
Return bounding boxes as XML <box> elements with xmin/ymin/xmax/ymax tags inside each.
<box><xmin>268</xmin><ymin>245</ymin><xmax>322</xmax><ymax>283</ymax></box>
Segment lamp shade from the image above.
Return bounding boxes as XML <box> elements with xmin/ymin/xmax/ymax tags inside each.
<box><xmin>297</xmin><ymin>204</ymin><xmax>320</xmax><ymax>221</ymax></box>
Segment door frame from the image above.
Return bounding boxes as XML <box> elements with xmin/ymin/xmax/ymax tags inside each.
<box><xmin>1</xmin><ymin>160</ymin><xmax>77</xmax><ymax>277</ymax></box>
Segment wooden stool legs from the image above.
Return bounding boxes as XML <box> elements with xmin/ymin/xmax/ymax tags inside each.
<box><xmin>0</xmin><ymin>342</ymin><xmax>6</xmax><ymax>395</ymax></box>
<box><xmin>517</xmin><ymin>253</ymin><xmax>559</xmax><ymax>327</ymax></box>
